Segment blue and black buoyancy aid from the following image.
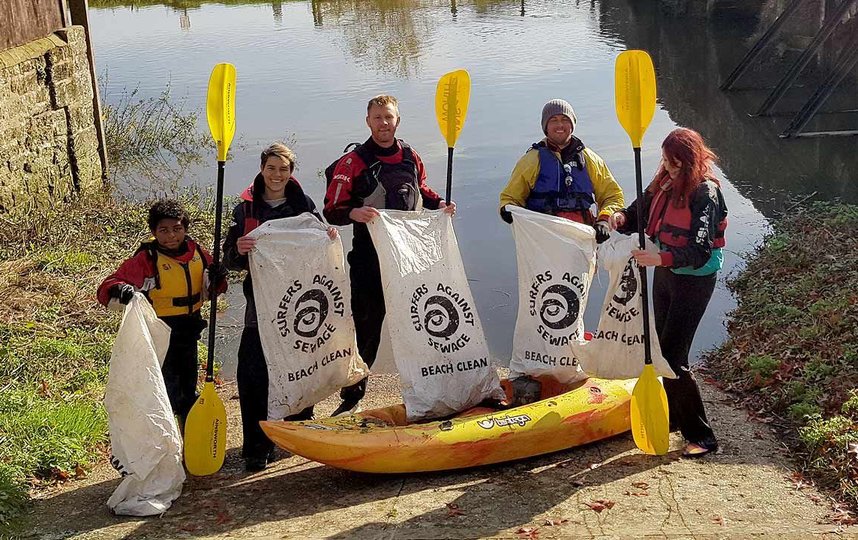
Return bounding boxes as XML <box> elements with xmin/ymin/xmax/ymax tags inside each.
<box><xmin>525</xmin><ymin>142</ymin><xmax>596</xmax><ymax>222</ymax></box>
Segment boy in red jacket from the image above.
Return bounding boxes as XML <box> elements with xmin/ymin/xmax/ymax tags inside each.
<box><xmin>97</xmin><ymin>199</ymin><xmax>227</xmax><ymax>430</ymax></box>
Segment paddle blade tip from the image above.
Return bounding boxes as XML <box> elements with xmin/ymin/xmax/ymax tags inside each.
<box><xmin>207</xmin><ymin>63</ymin><xmax>237</xmax><ymax>162</ymax></box>
<box><xmin>184</xmin><ymin>383</ymin><xmax>227</xmax><ymax>476</ymax></box>
<box><xmin>630</xmin><ymin>365</ymin><xmax>670</xmax><ymax>455</ymax></box>
<box><xmin>614</xmin><ymin>50</ymin><xmax>657</xmax><ymax>148</ymax></box>
<box><xmin>435</xmin><ymin>69</ymin><xmax>472</xmax><ymax>148</ymax></box>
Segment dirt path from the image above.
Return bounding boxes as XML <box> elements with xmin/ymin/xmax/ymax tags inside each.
<box><xmin>25</xmin><ymin>376</ymin><xmax>855</xmax><ymax>539</ymax></box>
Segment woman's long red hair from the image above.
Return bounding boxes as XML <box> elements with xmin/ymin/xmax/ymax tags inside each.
<box><xmin>649</xmin><ymin>128</ymin><xmax>719</xmax><ymax>206</ymax></box>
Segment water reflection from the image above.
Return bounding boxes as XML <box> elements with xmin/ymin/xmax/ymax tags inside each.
<box><xmin>308</xmin><ymin>0</ymin><xmax>434</xmax><ymax>78</ymax></box>
<box><xmin>599</xmin><ymin>0</ymin><xmax>858</xmax><ymax>216</ymax></box>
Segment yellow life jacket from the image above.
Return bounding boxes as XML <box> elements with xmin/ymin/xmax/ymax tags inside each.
<box><xmin>147</xmin><ymin>246</ymin><xmax>205</xmax><ymax>317</ymax></box>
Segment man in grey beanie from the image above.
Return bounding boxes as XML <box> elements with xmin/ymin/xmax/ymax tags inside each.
<box><xmin>499</xmin><ymin>98</ymin><xmax>624</xmax><ymax>244</ymax></box>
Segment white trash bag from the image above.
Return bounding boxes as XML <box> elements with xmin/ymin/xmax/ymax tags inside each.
<box><xmin>105</xmin><ymin>293</ymin><xmax>185</xmax><ymax>517</ymax></box>
<box><xmin>368</xmin><ymin>210</ymin><xmax>505</xmax><ymax>421</ymax></box>
<box><xmin>507</xmin><ymin>205</ymin><xmax>596</xmax><ymax>384</ymax></box>
<box><xmin>574</xmin><ymin>234</ymin><xmax>676</xmax><ymax>379</ymax></box>
<box><xmin>248</xmin><ymin>214</ymin><xmax>368</xmax><ymax>419</ymax></box>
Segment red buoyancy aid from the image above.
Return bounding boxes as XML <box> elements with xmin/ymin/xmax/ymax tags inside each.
<box><xmin>645</xmin><ymin>181</ymin><xmax>727</xmax><ymax>249</ymax></box>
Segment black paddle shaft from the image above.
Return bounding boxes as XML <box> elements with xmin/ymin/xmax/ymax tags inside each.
<box><xmin>634</xmin><ymin>147</ymin><xmax>654</xmax><ymax>366</ymax></box>
<box><xmin>205</xmin><ymin>160</ymin><xmax>226</xmax><ymax>382</ymax></box>
<box><xmin>445</xmin><ymin>146</ymin><xmax>454</xmax><ymax>203</ymax></box>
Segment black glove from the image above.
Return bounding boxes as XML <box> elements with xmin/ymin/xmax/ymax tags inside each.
<box><xmin>208</xmin><ymin>262</ymin><xmax>228</xmax><ymax>291</ymax></box>
<box><xmin>594</xmin><ymin>220</ymin><xmax>612</xmax><ymax>244</ymax></box>
<box><xmin>500</xmin><ymin>207</ymin><xmax>513</xmax><ymax>224</ymax></box>
<box><xmin>110</xmin><ymin>284</ymin><xmax>135</xmax><ymax>305</ymax></box>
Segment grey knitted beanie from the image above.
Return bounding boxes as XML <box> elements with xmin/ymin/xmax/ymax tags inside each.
<box><xmin>541</xmin><ymin>99</ymin><xmax>577</xmax><ymax>134</ymax></box>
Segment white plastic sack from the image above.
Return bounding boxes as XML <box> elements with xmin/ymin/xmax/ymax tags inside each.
<box><xmin>506</xmin><ymin>206</ymin><xmax>596</xmax><ymax>384</ymax></box>
<box><xmin>368</xmin><ymin>209</ymin><xmax>505</xmax><ymax>421</ymax></box>
<box><xmin>248</xmin><ymin>214</ymin><xmax>368</xmax><ymax>419</ymax></box>
<box><xmin>574</xmin><ymin>234</ymin><xmax>676</xmax><ymax>379</ymax></box>
<box><xmin>104</xmin><ymin>293</ymin><xmax>185</xmax><ymax>516</ymax></box>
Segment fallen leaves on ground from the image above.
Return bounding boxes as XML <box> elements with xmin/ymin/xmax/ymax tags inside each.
<box><xmin>543</xmin><ymin>517</ymin><xmax>568</xmax><ymax>526</ymax></box>
<box><xmin>788</xmin><ymin>472</ymin><xmax>812</xmax><ymax>491</ymax></box>
<box><xmin>585</xmin><ymin>499</ymin><xmax>615</xmax><ymax>512</ymax></box>
<box><xmin>515</xmin><ymin>526</ymin><xmax>539</xmax><ymax>538</ymax></box>
<box><xmin>829</xmin><ymin>503</ymin><xmax>858</xmax><ymax>526</ymax></box>
<box><xmin>625</xmin><ymin>481</ymin><xmax>650</xmax><ymax>496</ymax></box>
<box><xmin>446</xmin><ymin>502</ymin><xmax>464</xmax><ymax>517</ymax></box>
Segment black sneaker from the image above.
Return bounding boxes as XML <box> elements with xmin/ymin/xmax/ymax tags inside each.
<box><xmin>331</xmin><ymin>398</ymin><xmax>361</xmax><ymax>417</ymax></box>
<box><xmin>244</xmin><ymin>456</ymin><xmax>267</xmax><ymax>472</ymax></box>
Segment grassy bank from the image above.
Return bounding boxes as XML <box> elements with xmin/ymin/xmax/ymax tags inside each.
<box><xmin>0</xmin><ymin>192</ymin><xmax>216</xmax><ymax>534</ymax></box>
<box><xmin>703</xmin><ymin>202</ymin><xmax>858</xmax><ymax>513</ymax></box>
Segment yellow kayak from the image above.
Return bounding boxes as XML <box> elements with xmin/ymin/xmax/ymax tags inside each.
<box><xmin>260</xmin><ymin>376</ymin><xmax>636</xmax><ymax>473</ymax></box>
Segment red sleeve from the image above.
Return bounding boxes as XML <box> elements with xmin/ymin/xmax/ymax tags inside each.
<box><xmin>411</xmin><ymin>150</ymin><xmax>443</xmax><ymax>209</ymax></box>
<box><xmin>96</xmin><ymin>251</ymin><xmax>154</xmax><ymax>307</ymax></box>
<box><xmin>323</xmin><ymin>152</ymin><xmax>367</xmax><ymax>225</ymax></box>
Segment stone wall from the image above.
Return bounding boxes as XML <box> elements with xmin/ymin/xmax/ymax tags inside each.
<box><xmin>0</xmin><ymin>25</ymin><xmax>103</xmax><ymax>213</ymax></box>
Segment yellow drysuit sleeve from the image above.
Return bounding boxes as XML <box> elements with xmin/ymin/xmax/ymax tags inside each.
<box><xmin>499</xmin><ymin>149</ymin><xmax>540</xmax><ymax>212</ymax></box>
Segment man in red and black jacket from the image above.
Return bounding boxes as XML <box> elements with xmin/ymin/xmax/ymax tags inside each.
<box><xmin>323</xmin><ymin>94</ymin><xmax>456</xmax><ymax>416</ymax></box>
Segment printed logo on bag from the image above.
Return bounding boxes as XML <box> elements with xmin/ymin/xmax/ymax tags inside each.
<box><xmin>410</xmin><ymin>282</ymin><xmax>489</xmax><ymax>376</ymax></box>
<box><xmin>527</xmin><ymin>270</ymin><xmax>585</xmax><ymax>347</ymax></box>
<box><xmin>476</xmin><ymin>414</ymin><xmax>532</xmax><ymax>429</ymax></box>
<box><xmin>593</xmin><ymin>258</ymin><xmax>644</xmax><ymax>346</ymax></box>
<box><xmin>274</xmin><ymin>275</ymin><xmax>352</xmax><ymax>381</ymax></box>
<box><xmin>612</xmin><ymin>259</ymin><xmax>638</xmax><ymax>306</ymax></box>
<box><xmin>603</xmin><ymin>259</ymin><xmax>641</xmax><ymax>324</ymax></box>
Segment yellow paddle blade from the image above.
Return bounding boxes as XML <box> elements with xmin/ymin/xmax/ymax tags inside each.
<box><xmin>206</xmin><ymin>63</ymin><xmax>236</xmax><ymax>162</ymax></box>
<box><xmin>614</xmin><ymin>50</ymin><xmax>656</xmax><ymax>148</ymax></box>
<box><xmin>435</xmin><ymin>69</ymin><xmax>471</xmax><ymax>148</ymax></box>
<box><xmin>630</xmin><ymin>364</ymin><xmax>670</xmax><ymax>455</ymax></box>
<box><xmin>184</xmin><ymin>381</ymin><xmax>227</xmax><ymax>476</ymax></box>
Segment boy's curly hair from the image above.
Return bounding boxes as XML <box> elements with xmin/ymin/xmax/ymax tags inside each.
<box><xmin>147</xmin><ymin>199</ymin><xmax>191</xmax><ymax>231</ymax></box>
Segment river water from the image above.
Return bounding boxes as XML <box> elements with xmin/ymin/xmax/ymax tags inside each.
<box><xmin>88</xmin><ymin>0</ymin><xmax>858</xmax><ymax>376</ymax></box>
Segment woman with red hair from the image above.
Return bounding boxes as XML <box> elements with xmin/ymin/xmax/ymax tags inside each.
<box><xmin>610</xmin><ymin>127</ymin><xmax>728</xmax><ymax>458</ymax></box>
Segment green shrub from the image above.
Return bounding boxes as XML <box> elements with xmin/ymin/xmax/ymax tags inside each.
<box><xmin>788</xmin><ymin>400</ymin><xmax>822</xmax><ymax>422</ymax></box>
<box><xmin>746</xmin><ymin>354</ymin><xmax>780</xmax><ymax>380</ymax></box>
<box><xmin>803</xmin><ymin>357</ymin><xmax>835</xmax><ymax>382</ymax></box>
<box><xmin>841</xmin><ymin>390</ymin><xmax>858</xmax><ymax>419</ymax></box>
<box><xmin>799</xmin><ymin>415</ymin><xmax>858</xmax><ymax>453</ymax></box>
<box><xmin>35</xmin><ymin>250</ymin><xmax>98</xmax><ymax>275</ymax></box>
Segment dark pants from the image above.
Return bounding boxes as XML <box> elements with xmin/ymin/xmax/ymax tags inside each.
<box><xmin>161</xmin><ymin>314</ymin><xmax>205</xmax><ymax>424</ymax></box>
<box><xmin>237</xmin><ymin>326</ymin><xmax>314</xmax><ymax>460</ymax></box>
<box><xmin>652</xmin><ymin>267</ymin><xmax>718</xmax><ymax>446</ymax></box>
<box><xmin>339</xmin><ymin>249</ymin><xmax>385</xmax><ymax>403</ymax></box>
